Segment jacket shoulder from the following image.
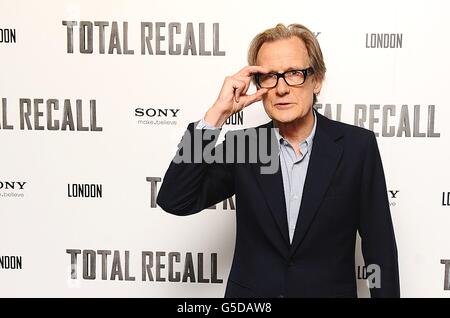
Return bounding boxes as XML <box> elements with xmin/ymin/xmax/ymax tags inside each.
<box><xmin>322</xmin><ymin>115</ymin><xmax>375</xmax><ymax>140</ymax></box>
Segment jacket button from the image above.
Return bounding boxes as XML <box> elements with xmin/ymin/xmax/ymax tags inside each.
<box><xmin>278</xmin><ymin>294</ymin><xmax>285</xmax><ymax>298</ymax></box>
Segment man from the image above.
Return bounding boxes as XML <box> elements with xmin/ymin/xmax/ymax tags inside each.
<box><xmin>157</xmin><ymin>23</ymin><xmax>400</xmax><ymax>298</ymax></box>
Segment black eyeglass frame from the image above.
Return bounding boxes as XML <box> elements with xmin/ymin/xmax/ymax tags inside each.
<box><xmin>254</xmin><ymin>67</ymin><xmax>315</xmax><ymax>88</ymax></box>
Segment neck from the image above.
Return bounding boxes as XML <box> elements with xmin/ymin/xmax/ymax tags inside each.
<box><xmin>274</xmin><ymin>108</ymin><xmax>315</xmax><ymax>145</ymax></box>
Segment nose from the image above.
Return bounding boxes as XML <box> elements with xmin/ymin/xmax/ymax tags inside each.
<box><xmin>276</xmin><ymin>77</ymin><xmax>290</xmax><ymax>96</ymax></box>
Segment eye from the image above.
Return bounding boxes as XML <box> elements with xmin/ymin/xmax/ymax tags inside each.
<box><xmin>288</xmin><ymin>70</ymin><xmax>302</xmax><ymax>77</ymax></box>
<box><xmin>259</xmin><ymin>73</ymin><xmax>277</xmax><ymax>81</ymax></box>
<box><xmin>286</xmin><ymin>70</ymin><xmax>305</xmax><ymax>80</ymax></box>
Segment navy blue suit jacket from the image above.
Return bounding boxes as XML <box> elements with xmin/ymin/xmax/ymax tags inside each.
<box><xmin>157</xmin><ymin>108</ymin><xmax>400</xmax><ymax>298</ymax></box>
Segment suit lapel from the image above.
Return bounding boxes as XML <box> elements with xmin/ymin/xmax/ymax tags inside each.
<box><xmin>289</xmin><ymin>110</ymin><xmax>344</xmax><ymax>256</ymax></box>
<box><xmin>250</xmin><ymin>122</ymin><xmax>290</xmax><ymax>246</ymax></box>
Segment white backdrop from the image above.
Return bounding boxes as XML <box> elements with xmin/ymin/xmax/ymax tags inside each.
<box><xmin>1</xmin><ymin>0</ymin><xmax>449</xmax><ymax>297</ymax></box>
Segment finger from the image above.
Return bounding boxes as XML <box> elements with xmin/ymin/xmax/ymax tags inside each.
<box><xmin>236</xmin><ymin>70</ymin><xmax>262</xmax><ymax>95</ymax></box>
<box><xmin>235</xmin><ymin>76</ymin><xmax>252</xmax><ymax>97</ymax></box>
<box><xmin>237</xmin><ymin>67</ymin><xmax>267</xmax><ymax>94</ymax></box>
<box><xmin>237</xmin><ymin>65</ymin><xmax>270</xmax><ymax>77</ymax></box>
<box><xmin>233</xmin><ymin>79</ymin><xmax>246</xmax><ymax>103</ymax></box>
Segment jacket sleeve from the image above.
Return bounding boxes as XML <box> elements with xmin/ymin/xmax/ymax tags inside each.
<box><xmin>156</xmin><ymin>121</ymin><xmax>235</xmax><ymax>215</ymax></box>
<box><xmin>358</xmin><ymin>131</ymin><xmax>400</xmax><ymax>298</ymax></box>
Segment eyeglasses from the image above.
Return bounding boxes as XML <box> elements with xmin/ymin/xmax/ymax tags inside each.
<box><xmin>254</xmin><ymin>67</ymin><xmax>315</xmax><ymax>88</ymax></box>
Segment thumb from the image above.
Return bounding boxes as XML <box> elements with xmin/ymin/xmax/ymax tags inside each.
<box><xmin>241</xmin><ymin>88</ymin><xmax>268</xmax><ymax>108</ymax></box>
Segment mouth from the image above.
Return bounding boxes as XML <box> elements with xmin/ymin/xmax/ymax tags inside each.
<box><xmin>274</xmin><ymin>102</ymin><xmax>294</xmax><ymax>109</ymax></box>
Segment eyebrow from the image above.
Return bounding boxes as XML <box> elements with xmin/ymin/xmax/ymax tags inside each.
<box><xmin>267</xmin><ymin>66</ymin><xmax>307</xmax><ymax>73</ymax></box>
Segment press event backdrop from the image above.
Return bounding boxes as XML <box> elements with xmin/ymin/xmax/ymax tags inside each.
<box><xmin>1</xmin><ymin>0</ymin><xmax>449</xmax><ymax>297</ymax></box>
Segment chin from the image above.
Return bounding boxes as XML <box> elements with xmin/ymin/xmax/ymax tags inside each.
<box><xmin>269</xmin><ymin>110</ymin><xmax>302</xmax><ymax>124</ymax></box>
<box><xmin>270</xmin><ymin>115</ymin><xmax>299</xmax><ymax>125</ymax></box>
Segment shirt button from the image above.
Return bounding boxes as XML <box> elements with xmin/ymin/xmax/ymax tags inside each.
<box><xmin>292</xmin><ymin>195</ymin><xmax>298</xmax><ymax>200</ymax></box>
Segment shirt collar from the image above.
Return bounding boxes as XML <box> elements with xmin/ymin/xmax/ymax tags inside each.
<box><xmin>274</xmin><ymin>110</ymin><xmax>317</xmax><ymax>153</ymax></box>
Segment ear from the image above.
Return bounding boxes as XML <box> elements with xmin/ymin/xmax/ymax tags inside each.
<box><xmin>313</xmin><ymin>78</ymin><xmax>323</xmax><ymax>95</ymax></box>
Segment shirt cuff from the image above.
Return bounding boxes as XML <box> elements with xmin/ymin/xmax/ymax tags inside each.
<box><xmin>195</xmin><ymin>118</ymin><xmax>221</xmax><ymax>130</ymax></box>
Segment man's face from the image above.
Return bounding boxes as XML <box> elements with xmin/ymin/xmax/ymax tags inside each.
<box><xmin>256</xmin><ymin>36</ymin><xmax>322</xmax><ymax>124</ymax></box>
